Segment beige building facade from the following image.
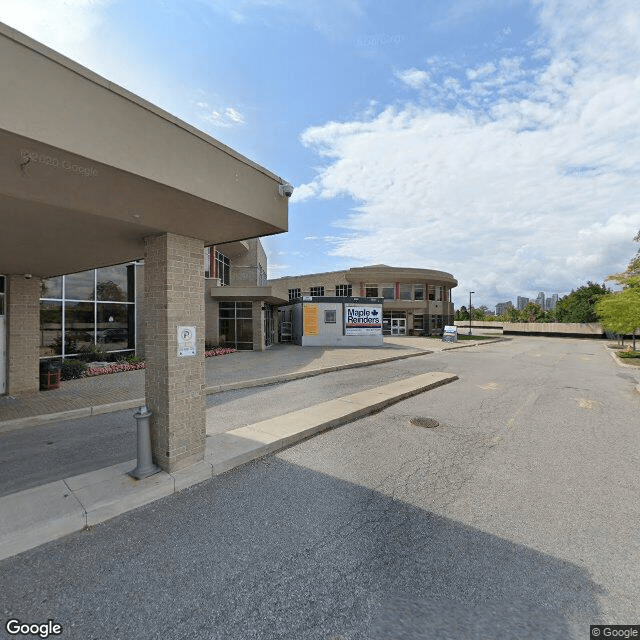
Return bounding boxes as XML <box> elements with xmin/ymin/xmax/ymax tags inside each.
<box><xmin>0</xmin><ymin>23</ymin><xmax>289</xmax><ymax>472</ymax></box>
<box><xmin>205</xmin><ymin>238</ymin><xmax>286</xmax><ymax>351</ymax></box>
<box><xmin>270</xmin><ymin>265</ymin><xmax>457</xmax><ymax>336</ymax></box>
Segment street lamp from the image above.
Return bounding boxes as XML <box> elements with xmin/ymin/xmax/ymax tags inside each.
<box><xmin>469</xmin><ymin>291</ymin><xmax>474</xmax><ymax>336</ymax></box>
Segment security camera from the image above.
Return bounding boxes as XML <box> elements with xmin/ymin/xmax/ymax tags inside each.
<box><xmin>278</xmin><ymin>182</ymin><xmax>294</xmax><ymax>198</ymax></box>
<box><xmin>24</xmin><ymin>273</ymin><xmax>32</xmax><ymax>279</ymax></box>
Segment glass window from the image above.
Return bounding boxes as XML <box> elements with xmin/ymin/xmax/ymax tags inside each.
<box><xmin>97</xmin><ymin>265</ymin><xmax>128</xmax><ymax>302</ymax></box>
<box><xmin>204</xmin><ymin>247</ymin><xmax>211</xmax><ymax>278</ymax></box>
<box><xmin>413</xmin><ymin>315</ymin><xmax>424</xmax><ymax>330</ymax></box>
<box><xmin>97</xmin><ymin>303</ymin><xmax>132</xmax><ymax>351</ymax></box>
<box><xmin>399</xmin><ymin>284</ymin><xmax>412</xmax><ymax>300</ymax></box>
<box><xmin>64</xmin><ymin>301</ymin><xmax>95</xmax><ymax>354</ymax></box>
<box><xmin>324</xmin><ymin>309</ymin><xmax>336</xmax><ymax>323</ymax></box>
<box><xmin>335</xmin><ymin>284</ymin><xmax>352</xmax><ymax>297</ymax></box>
<box><xmin>435</xmin><ymin>285</ymin><xmax>443</xmax><ymax>301</ymax></box>
<box><xmin>215</xmin><ymin>251</ymin><xmax>230</xmax><ymax>286</ymax></box>
<box><xmin>219</xmin><ymin>302</ymin><xmax>253</xmax><ymax>350</ymax></box>
<box><xmin>288</xmin><ymin>288</ymin><xmax>301</xmax><ymax>301</ymax></box>
<box><xmin>40</xmin><ymin>301</ymin><xmax>62</xmax><ymax>357</ymax></box>
<box><xmin>365</xmin><ymin>284</ymin><xmax>378</xmax><ymax>297</ymax></box>
<box><xmin>414</xmin><ymin>284</ymin><xmax>424</xmax><ymax>301</ymax></box>
<box><xmin>310</xmin><ymin>286</ymin><xmax>325</xmax><ymax>297</ymax></box>
<box><xmin>428</xmin><ymin>285</ymin><xmax>435</xmax><ymax>301</ymax></box>
<box><xmin>64</xmin><ymin>271</ymin><xmax>95</xmax><ymax>301</ymax></box>
<box><xmin>381</xmin><ymin>285</ymin><xmax>395</xmax><ymax>300</ymax></box>
<box><xmin>41</xmin><ymin>276</ymin><xmax>62</xmax><ymax>299</ymax></box>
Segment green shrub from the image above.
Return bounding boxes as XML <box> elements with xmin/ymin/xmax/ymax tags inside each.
<box><xmin>77</xmin><ymin>344</ymin><xmax>108</xmax><ymax>362</ymax></box>
<box><xmin>618</xmin><ymin>350</ymin><xmax>640</xmax><ymax>359</ymax></box>
<box><xmin>61</xmin><ymin>359</ymin><xmax>86</xmax><ymax>380</ymax></box>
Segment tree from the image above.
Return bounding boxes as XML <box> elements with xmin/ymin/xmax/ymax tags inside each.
<box><xmin>555</xmin><ymin>282</ymin><xmax>608</xmax><ymax>323</ymax></box>
<box><xmin>607</xmin><ymin>230</ymin><xmax>640</xmax><ymax>289</ymax></box>
<box><xmin>455</xmin><ymin>306</ymin><xmax>469</xmax><ymax>321</ymax></box>
<box><xmin>504</xmin><ymin>306</ymin><xmax>520</xmax><ymax>322</ymax></box>
<box><xmin>520</xmin><ymin>301</ymin><xmax>544</xmax><ymax>323</ymax></box>
<box><xmin>596</xmin><ymin>287</ymin><xmax>640</xmax><ymax>350</ymax></box>
<box><xmin>597</xmin><ymin>230</ymin><xmax>640</xmax><ymax>349</ymax></box>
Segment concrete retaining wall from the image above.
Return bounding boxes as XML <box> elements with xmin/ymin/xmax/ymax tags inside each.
<box><xmin>454</xmin><ymin>320</ymin><xmax>605</xmax><ymax>338</ymax></box>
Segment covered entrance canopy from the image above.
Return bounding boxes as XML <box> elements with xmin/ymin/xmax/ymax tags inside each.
<box><xmin>0</xmin><ymin>23</ymin><xmax>287</xmax><ymax>277</ymax></box>
<box><xmin>0</xmin><ymin>23</ymin><xmax>289</xmax><ymax>473</ymax></box>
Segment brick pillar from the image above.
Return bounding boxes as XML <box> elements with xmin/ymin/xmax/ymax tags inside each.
<box><xmin>144</xmin><ymin>233</ymin><xmax>205</xmax><ymax>472</ymax></box>
<box><xmin>6</xmin><ymin>276</ymin><xmax>41</xmax><ymax>395</ymax></box>
<box><xmin>252</xmin><ymin>301</ymin><xmax>264</xmax><ymax>351</ymax></box>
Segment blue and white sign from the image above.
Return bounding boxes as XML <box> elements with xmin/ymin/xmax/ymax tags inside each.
<box><xmin>442</xmin><ymin>325</ymin><xmax>458</xmax><ymax>343</ymax></box>
<box><xmin>345</xmin><ymin>306</ymin><xmax>383</xmax><ymax>335</ymax></box>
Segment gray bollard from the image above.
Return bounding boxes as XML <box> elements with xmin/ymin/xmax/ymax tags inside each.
<box><xmin>129</xmin><ymin>404</ymin><xmax>161</xmax><ymax>479</ymax></box>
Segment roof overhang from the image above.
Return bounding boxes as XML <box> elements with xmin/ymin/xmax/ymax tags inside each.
<box><xmin>346</xmin><ymin>266</ymin><xmax>458</xmax><ymax>288</ymax></box>
<box><xmin>209</xmin><ymin>285</ymin><xmax>287</xmax><ymax>306</ymax></box>
<box><xmin>0</xmin><ymin>23</ymin><xmax>288</xmax><ymax>278</ymax></box>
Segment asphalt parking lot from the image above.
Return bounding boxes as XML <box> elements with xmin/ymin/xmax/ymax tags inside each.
<box><xmin>0</xmin><ymin>336</ymin><xmax>638</xmax><ymax>639</ymax></box>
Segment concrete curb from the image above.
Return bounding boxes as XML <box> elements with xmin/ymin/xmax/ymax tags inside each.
<box><xmin>0</xmin><ymin>371</ymin><xmax>457</xmax><ymax>561</ymax></box>
<box><xmin>605</xmin><ymin>346</ymin><xmax>640</xmax><ymax>393</ymax></box>
<box><xmin>0</xmin><ymin>341</ymin><xmax>498</xmax><ymax>434</ymax></box>
<box><xmin>440</xmin><ymin>337</ymin><xmax>505</xmax><ymax>351</ymax></box>
<box><xmin>0</xmin><ymin>350</ymin><xmax>433</xmax><ymax>434</ymax></box>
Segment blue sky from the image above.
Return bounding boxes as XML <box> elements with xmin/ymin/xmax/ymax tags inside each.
<box><xmin>2</xmin><ymin>0</ymin><xmax>639</xmax><ymax>309</ymax></box>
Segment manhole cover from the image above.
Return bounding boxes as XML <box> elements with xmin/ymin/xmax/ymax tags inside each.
<box><xmin>409</xmin><ymin>417</ymin><xmax>439</xmax><ymax>428</ymax></box>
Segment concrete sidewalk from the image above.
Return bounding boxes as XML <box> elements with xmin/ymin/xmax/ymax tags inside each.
<box><xmin>0</xmin><ymin>370</ymin><xmax>458</xmax><ymax>561</ymax></box>
<box><xmin>0</xmin><ymin>341</ymin><xmax>432</xmax><ymax>431</ymax></box>
<box><xmin>0</xmin><ymin>337</ymin><xmax>494</xmax><ymax>433</ymax></box>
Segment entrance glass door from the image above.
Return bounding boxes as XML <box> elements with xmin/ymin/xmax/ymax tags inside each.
<box><xmin>391</xmin><ymin>318</ymin><xmax>407</xmax><ymax>335</ymax></box>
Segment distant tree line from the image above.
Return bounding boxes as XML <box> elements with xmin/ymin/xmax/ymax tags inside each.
<box><xmin>454</xmin><ymin>231</ymin><xmax>639</xmax><ymax>349</ymax></box>
<box><xmin>454</xmin><ymin>282</ymin><xmax>609</xmax><ymax>324</ymax></box>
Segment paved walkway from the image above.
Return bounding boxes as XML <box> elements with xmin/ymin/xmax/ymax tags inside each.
<box><xmin>0</xmin><ymin>370</ymin><xmax>458</xmax><ymax>561</ymax></box>
<box><xmin>0</xmin><ymin>338</ymin><xmax>454</xmax><ymax>428</ymax></box>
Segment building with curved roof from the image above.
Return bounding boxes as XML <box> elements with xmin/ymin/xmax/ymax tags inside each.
<box><xmin>270</xmin><ymin>264</ymin><xmax>457</xmax><ymax>336</ymax></box>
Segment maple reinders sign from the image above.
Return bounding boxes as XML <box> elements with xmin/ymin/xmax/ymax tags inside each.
<box><xmin>344</xmin><ymin>306</ymin><xmax>382</xmax><ymax>335</ymax></box>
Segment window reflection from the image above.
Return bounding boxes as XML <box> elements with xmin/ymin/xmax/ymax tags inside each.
<box><xmin>65</xmin><ymin>271</ymin><xmax>95</xmax><ymax>301</ymax></box>
<box><xmin>41</xmin><ymin>276</ymin><xmax>62</xmax><ymax>299</ymax></box>
<box><xmin>97</xmin><ymin>265</ymin><xmax>129</xmax><ymax>301</ymax></box>
<box><xmin>97</xmin><ymin>304</ymin><xmax>131</xmax><ymax>350</ymax></box>
<box><xmin>39</xmin><ymin>265</ymin><xmax>136</xmax><ymax>359</ymax></box>
<box><xmin>40</xmin><ymin>302</ymin><xmax>62</xmax><ymax>357</ymax></box>
<box><xmin>65</xmin><ymin>301</ymin><xmax>95</xmax><ymax>354</ymax></box>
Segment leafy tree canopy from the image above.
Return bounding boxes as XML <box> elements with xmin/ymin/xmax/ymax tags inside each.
<box><xmin>607</xmin><ymin>230</ymin><xmax>640</xmax><ymax>289</ymax></box>
<box><xmin>555</xmin><ymin>282</ymin><xmax>608</xmax><ymax>323</ymax></box>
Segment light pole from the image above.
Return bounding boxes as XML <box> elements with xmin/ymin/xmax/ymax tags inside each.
<box><xmin>469</xmin><ymin>291</ymin><xmax>474</xmax><ymax>336</ymax></box>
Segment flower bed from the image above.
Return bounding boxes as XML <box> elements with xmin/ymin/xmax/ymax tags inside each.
<box><xmin>84</xmin><ymin>348</ymin><xmax>236</xmax><ymax>377</ymax></box>
<box><xmin>84</xmin><ymin>362</ymin><xmax>146</xmax><ymax>377</ymax></box>
<box><xmin>205</xmin><ymin>347</ymin><xmax>236</xmax><ymax>357</ymax></box>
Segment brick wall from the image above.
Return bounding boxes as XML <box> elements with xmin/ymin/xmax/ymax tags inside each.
<box><xmin>6</xmin><ymin>276</ymin><xmax>40</xmax><ymax>395</ymax></box>
<box><xmin>144</xmin><ymin>233</ymin><xmax>205</xmax><ymax>472</ymax></box>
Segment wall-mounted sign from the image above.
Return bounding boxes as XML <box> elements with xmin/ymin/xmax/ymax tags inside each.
<box><xmin>345</xmin><ymin>306</ymin><xmax>383</xmax><ymax>335</ymax></box>
<box><xmin>177</xmin><ymin>326</ymin><xmax>196</xmax><ymax>357</ymax></box>
<box><xmin>303</xmin><ymin>304</ymin><xmax>319</xmax><ymax>336</ymax></box>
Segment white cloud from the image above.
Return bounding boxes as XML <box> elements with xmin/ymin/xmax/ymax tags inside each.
<box><xmin>395</xmin><ymin>68</ymin><xmax>430</xmax><ymax>90</ymax></box>
<box><xmin>297</xmin><ymin>0</ymin><xmax>640</xmax><ymax>305</ymax></box>
<box><xmin>0</xmin><ymin>0</ymin><xmax>112</xmax><ymax>60</ymax></box>
<box><xmin>196</xmin><ymin>101</ymin><xmax>246</xmax><ymax>128</ymax></box>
